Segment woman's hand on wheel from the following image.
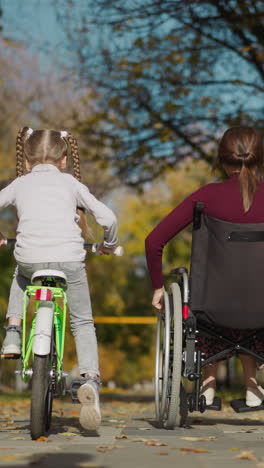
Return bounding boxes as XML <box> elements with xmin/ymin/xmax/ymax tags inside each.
<box><xmin>152</xmin><ymin>287</ymin><xmax>165</xmax><ymax>310</ymax></box>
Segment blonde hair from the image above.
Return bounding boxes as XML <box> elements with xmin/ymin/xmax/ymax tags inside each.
<box><xmin>16</xmin><ymin>126</ymin><xmax>91</xmax><ymax>239</ymax></box>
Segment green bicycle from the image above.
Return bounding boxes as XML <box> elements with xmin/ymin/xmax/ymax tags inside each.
<box><xmin>1</xmin><ymin>240</ymin><xmax>123</xmax><ymax>440</ymax></box>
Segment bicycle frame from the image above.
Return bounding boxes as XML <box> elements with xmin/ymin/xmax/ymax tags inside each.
<box><xmin>21</xmin><ymin>284</ymin><xmax>67</xmax><ymax>383</ymax></box>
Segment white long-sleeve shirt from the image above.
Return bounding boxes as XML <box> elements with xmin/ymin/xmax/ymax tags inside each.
<box><xmin>0</xmin><ymin>164</ymin><xmax>118</xmax><ymax>263</ymax></box>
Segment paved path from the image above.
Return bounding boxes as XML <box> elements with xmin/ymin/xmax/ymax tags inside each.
<box><xmin>0</xmin><ymin>393</ymin><xmax>264</xmax><ymax>467</ymax></box>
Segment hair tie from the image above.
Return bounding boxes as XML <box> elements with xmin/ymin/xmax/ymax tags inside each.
<box><xmin>25</xmin><ymin>128</ymin><xmax>34</xmax><ymax>139</ymax></box>
<box><xmin>61</xmin><ymin>131</ymin><xmax>68</xmax><ymax>139</ymax></box>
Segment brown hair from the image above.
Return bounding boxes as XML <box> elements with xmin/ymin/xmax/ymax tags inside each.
<box><xmin>214</xmin><ymin>127</ymin><xmax>264</xmax><ymax>212</ymax></box>
<box><xmin>16</xmin><ymin>127</ymin><xmax>91</xmax><ymax>239</ymax></box>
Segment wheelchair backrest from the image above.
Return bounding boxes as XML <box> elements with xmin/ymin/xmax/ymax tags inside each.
<box><xmin>190</xmin><ymin>202</ymin><xmax>264</xmax><ymax>329</ymax></box>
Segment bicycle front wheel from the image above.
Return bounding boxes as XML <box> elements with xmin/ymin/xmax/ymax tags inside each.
<box><xmin>30</xmin><ymin>354</ymin><xmax>52</xmax><ymax>440</ymax></box>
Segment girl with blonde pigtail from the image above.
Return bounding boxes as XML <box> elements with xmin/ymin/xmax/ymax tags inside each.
<box><xmin>0</xmin><ymin>127</ymin><xmax>118</xmax><ymax>431</ymax></box>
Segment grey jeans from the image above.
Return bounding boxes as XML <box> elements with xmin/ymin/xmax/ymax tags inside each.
<box><xmin>7</xmin><ymin>261</ymin><xmax>99</xmax><ymax>376</ymax></box>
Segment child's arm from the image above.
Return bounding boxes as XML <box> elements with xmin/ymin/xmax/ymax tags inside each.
<box><xmin>76</xmin><ymin>182</ymin><xmax>118</xmax><ymax>248</ymax></box>
<box><xmin>0</xmin><ymin>179</ymin><xmax>17</xmax><ymax>210</ymax></box>
<box><xmin>0</xmin><ymin>180</ymin><xmax>18</xmax><ymax>247</ymax></box>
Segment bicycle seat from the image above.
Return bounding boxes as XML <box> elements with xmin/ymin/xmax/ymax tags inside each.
<box><xmin>31</xmin><ymin>270</ymin><xmax>67</xmax><ymax>289</ymax></box>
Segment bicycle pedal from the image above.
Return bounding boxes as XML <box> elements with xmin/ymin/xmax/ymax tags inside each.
<box><xmin>0</xmin><ymin>353</ymin><xmax>21</xmax><ymax>360</ymax></box>
<box><xmin>67</xmin><ymin>378</ymin><xmax>84</xmax><ymax>403</ymax></box>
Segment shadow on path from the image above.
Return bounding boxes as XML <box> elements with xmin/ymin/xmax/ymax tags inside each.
<box><xmin>188</xmin><ymin>416</ymin><xmax>264</xmax><ymax>426</ymax></box>
<box><xmin>0</xmin><ymin>452</ymin><xmax>108</xmax><ymax>468</ymax></box>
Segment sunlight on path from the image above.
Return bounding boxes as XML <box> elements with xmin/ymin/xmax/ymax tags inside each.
<box><xmin>0</xmin><ymin>395</ymin><xmax>263</xmax><ymax>467</ymax></box>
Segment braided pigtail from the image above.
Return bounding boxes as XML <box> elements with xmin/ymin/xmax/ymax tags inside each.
<box><xmin>67</xmin><ymin>132</ymin><xmax>81</xmax><ymax>181</ymax></box>
<box><xmin>16</xmin><ymin>126</ymin><xmax>29</xmax><ymax>177</ymax></box>
<box><xmin>67</xmin><ymin>132</ymin><xmax>93</xmax><ymax>240</ymax></box>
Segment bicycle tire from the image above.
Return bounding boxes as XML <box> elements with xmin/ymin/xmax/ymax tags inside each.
<box><xmin>45</xmin><ymin>380</ymin><xmax>53</xmax><ymax>431</ymax></box>
<box><xmin>30</xmin><ymin>354</ymin><xmax>52</xmax><ymax>439</ymax></box>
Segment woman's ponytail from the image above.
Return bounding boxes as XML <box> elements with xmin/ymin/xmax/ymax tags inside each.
<box><xmin>216</xmin><ymin>127</ymin><xmax>263</xmax><ymax>213</ymax></box>
<box><xmin>238</xmin><ymin>159</ymin><xmax>259</xmax><ymax>212</ymax></box>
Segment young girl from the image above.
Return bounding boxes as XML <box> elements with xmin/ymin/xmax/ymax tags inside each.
<box><xmin>145</xmin><ymin>126</ymin><xmax>264</xmax><ymax>408</ymax></box>
<box><xmin>0</xmin><ymin>126</ymin><xmax>118</xmax><ymax>431</ymax></box>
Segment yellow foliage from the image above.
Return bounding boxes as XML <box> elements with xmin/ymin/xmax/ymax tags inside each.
<box><xmin>116</xmin><ymin>158</ymin><xmax>212</xmax><ymax>258</ymax></box>
<box><xmin>98</xmin><ymin>344</ymin><xmax>126</xmax><ymax>382</ymax></box>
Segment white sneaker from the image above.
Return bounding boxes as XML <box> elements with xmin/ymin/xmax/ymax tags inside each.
<box><xmin>77</xmin><ymin>378</ymin><xmax>101</xmax><ymax>430</ymax></box>
<box><xmin>201</xmin><ymin>387</ymin><xmax>215</xmax><ymax>406</ymax></box>
<box><xmin>246</xmin><ymin>386</ymin><xmax>264</xmax><ymax>407</ymax></box>
<box><xmin>1</xmin><ymin>326</ymin><xmax>21</xmax><ymax>355</ymax></box>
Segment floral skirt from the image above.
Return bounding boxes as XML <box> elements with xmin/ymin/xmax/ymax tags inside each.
<box><xmin>196</xmin><ymin>321</ymin><xmax>264</xmax><ymax>364</ymax></box>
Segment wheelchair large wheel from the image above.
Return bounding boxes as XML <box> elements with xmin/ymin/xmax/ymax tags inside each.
<box><xmin>154</xmin><ymin>291</ymin><xmax>170</xmax><ymax>422</ymax></box>
<box><xmin>164</xmin><ymin>282</ymin><xmax>187</xmax><ymax>429</ymax></box>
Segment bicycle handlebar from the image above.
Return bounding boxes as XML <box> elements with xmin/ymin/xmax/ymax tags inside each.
<box><xmin>4</xmin><ymin>239</ymin><xmax>124</xmax><ymax>256</ymax></box>
<box><xmin>84</xmin><ymin>243</ymin><xmax>124</xmax><ymax>256</ymax></box>
<box><xmin>4</xmin><ymin>238</ymin><xmax>16</xmax><ymax>245</ymax></box>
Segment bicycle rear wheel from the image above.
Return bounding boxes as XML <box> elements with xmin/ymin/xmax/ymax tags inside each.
<box><xmin>30</xmin><ymin>354</ymin><xmax>53</xmax><ymax>440</ymax></box>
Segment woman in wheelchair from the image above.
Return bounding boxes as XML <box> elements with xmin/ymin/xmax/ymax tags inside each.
<box><xmin>146</xmin><ymin>126</ymin><xmax>264</xmax><ymax>410</ymax></box>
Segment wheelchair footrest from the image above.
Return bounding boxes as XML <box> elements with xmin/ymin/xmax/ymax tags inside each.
<box><xmin>206</xmin><ymin>396</ymin><xmax>222</xmax><ymax>411</ymax></box>
<box><xmin>67</xmin><ymin>378</ymin><xmax>85</xmax><ymax>403</ymax></box>
<box><xmin>0</xmin><ymin>353</ymin><xmax>21</xmax><ymax>360</ymax></box>
<box><xmin>230</xmin><ymin>399</ymin><xmax>264</xmax><ymax>413</ymax></box>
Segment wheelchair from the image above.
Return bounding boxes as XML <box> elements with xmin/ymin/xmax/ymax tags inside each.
<box><xmin>155</xmin><ymin>202</ymin><xmax>264</xmax><ymax>429</ymax></box>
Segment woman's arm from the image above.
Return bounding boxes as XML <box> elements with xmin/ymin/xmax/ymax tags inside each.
<box><xmin>145</xmin><ymin>185</ymin><xmax>207</xmax><ymax>292</ymax></box>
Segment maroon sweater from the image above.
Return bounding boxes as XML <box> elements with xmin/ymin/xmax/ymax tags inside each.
<box><xmin>145</xmin><ymin>173</ymin><xmax>264</xmax><ymax>289</ymax></box>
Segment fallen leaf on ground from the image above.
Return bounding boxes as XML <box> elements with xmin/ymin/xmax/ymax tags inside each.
<box><xmin>180</xmin><ymin>448</ymin><xmax>209</xmax><ymax>454</ymax></box>
<box><xmin>59</xmin><ymin>432</ymin><xmax>78</xmax><ymax>436</ymax></box>
<box><xmin>156</xmin><ymin>452</ymin><xmax>168</xmax><ymax>456</ymax></box>
<box><xmin>10</xmin><ymin>437</ymin><xmax>26</xmax><ymax>440</ymax></box>
<box><xmin>180</xmin><ymin>436</ymin><xmax>216</xmax><ymax>442</ymax></box>
<box><xmin>145</xmin><ymin>441</ymin><xmax>168</xmax><ymax>447</ymax></box>
<box><xmin>66</xmin><ymin>426</ymin><xmax>79</xmax><ymax>432</ymax></box>
<box><xmin>115</xmin><ymin>425</ymin><xmax>126</xmax><ymax>428</ymax></box>
<box><xmin>53</xmin><ymin>408</ymin><xmax>64</xmax><ymax>417</ymax></box>
<box><xmin>132</xmin><ymin>438</ymin><xmax>148</xmax><ymax>442</ymax></box>
<box><xmin>235</xmin><ymin>450</ymin><xmax>257</xmax><ymax>461</ymax></box>
<box><xmin>35</xmin><ymin>436</ymin><xmax>49</xmax><ymax>442</ymax></box>
<box><xmin>66</xmin><ymin>410</ymin><xmax>79</xmax><ymax>415</ymax></box>
<box><xmin>115</xmin><ymin>435</ymin><xmax>128</xmax><ymax>439</ymax></box>
<box><xmin>96</xmin><ymin>445</ymin><xmax>124</xmax><ymax>453</ymax></box>
<box><xmin>96</xmin><ymin>447</ymin><xmax>111</xmax><ymax>453</ymax></box>
<box><xmin>138</xmin><ymin>427</ymin><xmax>151</xmax><ymax>431</ymax></box>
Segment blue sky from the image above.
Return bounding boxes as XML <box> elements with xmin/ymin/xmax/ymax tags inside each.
<box><xmin>1</xmin><ymin>0</ymin><xmax>66</xmax><ymax>68</ymax></box>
